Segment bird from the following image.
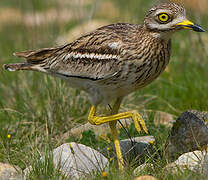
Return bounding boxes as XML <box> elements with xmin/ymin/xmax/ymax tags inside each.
<box><xmin>3</xmin><ymin>2</ymin><xmax>205</xmax><ymax>169</ymax></box>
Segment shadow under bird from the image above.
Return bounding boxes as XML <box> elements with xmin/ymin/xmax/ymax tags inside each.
<box><xmin>3</xmin><ymin>2</ymin><xmax>205</xmax><ymax>169</ymax></box>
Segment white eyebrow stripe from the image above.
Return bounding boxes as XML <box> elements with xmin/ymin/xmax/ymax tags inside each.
<box><xmin>72</xmin><ymin>53</ymin><xmax>118</xmax><ymax>60</ymax></box>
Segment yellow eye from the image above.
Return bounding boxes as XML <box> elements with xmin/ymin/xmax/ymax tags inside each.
<box><xmin>158</xmin><ymin>13</ymin><xmax>170</xmax><ymax>23</ymax></box>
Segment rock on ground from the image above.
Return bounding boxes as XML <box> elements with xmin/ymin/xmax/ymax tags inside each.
<box><xmin>0</xmin><ymin>162</ymin><xmax>22</xmax><ymax>180</ymax></box>
<box><xmin>53</xmin><ymin>142</ymin><xmax>109</xmax><ymax>179</ymax></box>
<box><xmin>164</xmin><ymin>110</ymin><xmax>208</xmax><ymax>160</ymax></box>
<box><xmin>104</xmin><ymin>136</ymin><xmax>155</xmax><ymax>164</ymax></box>
<box><xmin>165</xmin><ymin>150</ymin><xmax>208</xmax><ymax>175</ymax></box>
<box><xmin>134</xmin><ymin>175</ymin><xmax>158</xmax><ymax>180</ymax></box>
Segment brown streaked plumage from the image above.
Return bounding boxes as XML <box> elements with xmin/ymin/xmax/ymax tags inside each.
<box><xmin>3</xmin><ymin>2</ymin><xmax>205</xmax><ymax>169</ymax></box>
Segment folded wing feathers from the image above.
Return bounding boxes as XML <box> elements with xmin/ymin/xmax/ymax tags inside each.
<box><xmin>13</xmin><ymin>47</ymin><xmax>61</xmax><ymax>64</ymax></box>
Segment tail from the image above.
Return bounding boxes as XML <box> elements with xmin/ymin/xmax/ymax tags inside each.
<box><xmin>3</xmin><ymin>62</ymin><xmax>35</xmax><ymax>71</ymax></box>
<box><xmin>3</xmin><ymin>46</ymin><xmax>63</xmax><ymax>72</ymax></box>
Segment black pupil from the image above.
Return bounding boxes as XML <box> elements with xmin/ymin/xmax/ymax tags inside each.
<box><xmin>162</xmin><ymin>15</ymin><xmax>166</xmax><ymax>19</ymax></box>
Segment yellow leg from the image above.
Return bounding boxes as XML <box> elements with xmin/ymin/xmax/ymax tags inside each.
<box><xmin>109</xmin><ymin>97</ymin><xmax>124</xmax><ymax>169</ymax></box>
<box><xmin>88</xmin><ymin>97</ymin><xmax>148</xmax><ymax>169</ymax></box>
<box><xmin>88</xmin><ymin>98</ymin><xmax>124</xmax><ymax>169</ymax></box>
<box><xmin>88</xmin><ymin>106</ymin><xmax>148</xmax><ymax>134</ymax></box>
<box><xmin>109</xmin><ymin>121</ymin><xmax>124</xmax><ymax>169</ymax></box>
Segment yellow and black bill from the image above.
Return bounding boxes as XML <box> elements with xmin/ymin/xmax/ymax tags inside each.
<box><xmin>176</xmin><ymin>19</ymin><xmax>205</xmax><ymax>32</ymax></box>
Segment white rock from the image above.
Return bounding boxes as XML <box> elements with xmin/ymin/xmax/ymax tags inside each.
<box><xmin>0</xmin><ymin>162</ymin><xmax>22</xmax><ymax>180</ymax></box>
<box><xmin>128</xmin><ymin>136</ymin><xmax>155</xmax><ymax>144</ymax></box>
<box><xmin>165</xmin><ymin>150</ymin><xmax>208</xmax><ymax>174</ymax></box>
<box><xmin>53</xmin><ymin>142</ymin><xmax>109</xmax><ymax>179</ymax></box>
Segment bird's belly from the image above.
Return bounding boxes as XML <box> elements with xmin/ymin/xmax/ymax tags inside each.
<box><xmin>53</xmin><ymin>74</ymin><xmax>114</xmax><ymax>105</ymax></box>
<box><xmin>109</xmin><ymin>59</ymin><xmax>168</xmax><ymax>90</ymax></box>
<box><xmin>96</xmin><ymin>58</ymin><xmax>170</xmax><ymax>103</ymax></box>
<box><xmin>93</xmin><ymin>59</ymin><xmax>169</xmax><ymax>105</ymax></box>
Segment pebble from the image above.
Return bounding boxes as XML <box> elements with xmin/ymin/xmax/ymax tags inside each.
<box><xmin>134</xmin><ymin>175</ymin><xmax>158</xmax><ymax>180</ymax></box>
<box><xmin>0</xmin><ymin>162</ymin><xmax>22</xmax><ymax>180</ymax></box>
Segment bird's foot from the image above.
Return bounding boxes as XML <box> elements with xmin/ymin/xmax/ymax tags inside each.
<box><xmin>131</xmin><ymin>110</ymin><xmax>148</xmax><ymax>134</ymax></box>
<box><xmin>88</xmin><ymin>106</ymin><xmax>148</xmax><ymax>134</ymax></box>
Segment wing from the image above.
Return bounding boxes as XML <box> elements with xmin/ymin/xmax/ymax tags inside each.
<box><xmin>48</xmin><ymin>23</ymin><xmax>129</xmax><ymax>81</ymax></box>
<box><xmin>12</xmin><ymin>23</ymin><xmax>140</xmax><ymax>81</ymax></box>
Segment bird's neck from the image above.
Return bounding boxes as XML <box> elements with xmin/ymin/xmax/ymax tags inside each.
<box><xmin>150</xmin><ymin>31</ymin><xmax>174</xmax><ymax>41</ymax></box>
<box><xmin>142</xmin><ymin>25</ymin><xmax>174</xmax><ymax>41</ymax></box>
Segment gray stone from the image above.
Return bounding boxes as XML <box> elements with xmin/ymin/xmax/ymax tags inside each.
<box><xmin>164</xmin><ymin>110</ymin><xmax>208</xmax><ymax>160</ymax></box>
<box><xmin>165</xmin><ymin>150</ymin><xmax>208</xmax><ymax>174</ymax></box>
<box><xmin>53</xmin><ymin>142</ymin><xmax>109</xmax><ymax>179</ymax></box>
<box><xmin>104</xmin><ymin>136</ymin><xmax>155</xmax><ymax>164</ymax></box>
<box><xmin>0</xmin><ymin>162</ymin><xmax>22</xmax><ymax>180</ymax></box>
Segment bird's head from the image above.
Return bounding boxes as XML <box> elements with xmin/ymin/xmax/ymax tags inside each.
<box><xmin>144</xmin><ymin>2</ymin><xmax>205</xmax><ymax>39</ymax></box>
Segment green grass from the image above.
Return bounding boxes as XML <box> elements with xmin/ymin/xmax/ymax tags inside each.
<box><xmin>0</xmin><ymin>0</ymin><xmax>208</xmax><ymax>179</ymax></box>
